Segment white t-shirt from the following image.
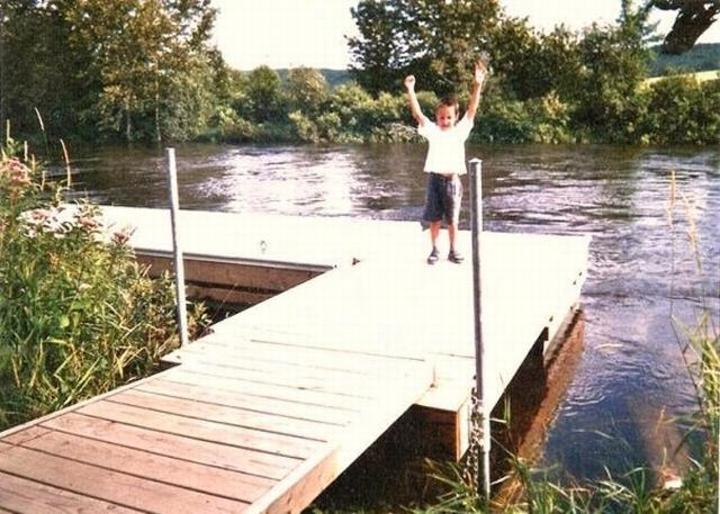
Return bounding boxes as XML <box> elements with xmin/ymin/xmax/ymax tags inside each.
<box><xmin>417</xmin><ymin>115</ymin><xmax>474</xmax><ymax>175</ymax></box>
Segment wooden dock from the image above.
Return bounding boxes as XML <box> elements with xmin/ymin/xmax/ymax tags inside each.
<box><xmin>0</xmin><ymin>206</ymin><xmax>590</xmax><ymax>513</ymax></box>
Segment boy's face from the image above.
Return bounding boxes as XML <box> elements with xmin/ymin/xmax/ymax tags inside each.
<box><xmin>435</xmin><ymin>105</ymin><xmax>457</xmax><ymax>130</ymax></box>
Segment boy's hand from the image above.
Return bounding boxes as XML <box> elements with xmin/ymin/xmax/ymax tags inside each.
<box><xmin>404</xmin><ymin>75</ymin><xmax>416</xmax><ymax>91</ymax></box>
<box><xmin>466</xmin><ymin>59</ymin><xmax>487</xmax><ymax>118</ymax></box>
<box><xmin>473</xmin><ymin>60</ymin><xmax>487</xmax><ymax>86</ymax></box>
<box><xmin>404</xmin><ymin>74</ymin><xmax>425</xmax><ymax>124</ymax></box>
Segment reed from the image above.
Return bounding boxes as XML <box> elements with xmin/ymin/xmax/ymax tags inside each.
<box><xmin>0</xmin><ymin>141</ymin><xmax>208</xmax><ymax>429</ymax></box>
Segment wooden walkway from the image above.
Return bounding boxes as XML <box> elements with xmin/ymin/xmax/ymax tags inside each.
<box><xmin>0</xmin><ymin>341</ymin><xmax>432</xmax><ymax>513</ymax></box>
<box><xmin>0</xmin><ymin>206</ymin><xmax>590</xmax><ymax>513</ymax></box>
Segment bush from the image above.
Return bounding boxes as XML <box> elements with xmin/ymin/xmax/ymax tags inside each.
<box><xmin>0</xmin><ymin>145</ymin><xmax>207</xmax><ymax>429</ymax></box>
<box><xmin>203</xmin><ymin>106</ymin><xmax>256</xmax><ymax>143</ymax></box>
<box><xmin>369</xmin><ymin>122</ymin><xmax>421</xmax><ymax>143</ymax></box>
<box><xmin>644</xmin><ymin>77</ymin><xmax>720</xmax><ymax>145</ymax></box>
<box><xmin>289</xmin><ymin>110</ymin><xmax>320</xmax><ymax>143</ymax></box>
<box><xmin>219</xmin><ymin>66</ymin><xmax>720</xmax><ymax>146</ymax></box>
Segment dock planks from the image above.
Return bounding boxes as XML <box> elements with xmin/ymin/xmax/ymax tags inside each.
<box><xmin>0</xmin><ymin>207</ymin><xmax>589</xmax><ymax>513</ymax></box>
<box><xmin>0</xmin><ymin>345</ymin><xmax>432</xmax><ymax>513</ymax></box>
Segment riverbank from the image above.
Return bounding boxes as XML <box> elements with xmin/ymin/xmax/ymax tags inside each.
<box><xmin>0</xmin><ymin>146</ymin><xmax>208</xmax><ymax>431</ymax></box>
<box><xmin>197</xmin><ymin>71</ymin><xmax>720</xmax><ymax>147</ymax></box>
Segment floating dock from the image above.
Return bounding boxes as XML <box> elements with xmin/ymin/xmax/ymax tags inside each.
<box><xmin>0</xmin><ymin>206</ymin><xmax>589</xmax><ymax>513</ymax></box>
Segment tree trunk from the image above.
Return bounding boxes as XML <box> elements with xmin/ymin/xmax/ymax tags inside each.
<box><xmin>125</xmin><ymin>105</ymin><xmax>132</xmax><ymax>143</ymax></box>
<box><xmin>155</xmin><ymin>88</ymin><xmax>161</xmax><ymax>143</ymax></box>
<box><xmin>0</xmin><ymin>11</ymin><xmax>5</xmax><ymax>130</ymax></box>
<box><xmin>662</xmin><ymin>4</ymin><xmax>719</xmax><ymax>54</ymax></box>
<box><xmin>651</xmin><ymin>0</ymin><xmax>720</xmax><ymax>54</ymax></box>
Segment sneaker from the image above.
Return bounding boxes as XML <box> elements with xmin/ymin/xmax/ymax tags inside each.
<box><xmin>427</xmin><ymin>247</ymin><xmax>439</xmax><ymax>265</ymax></box>
<box><xmin>448</xmin><ymin>249</ymin><xmax>464</xmax><ymax>264</ymax></box>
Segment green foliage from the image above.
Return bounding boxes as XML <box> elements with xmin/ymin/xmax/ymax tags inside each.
<box><xmin>243</xmin><ymin>66</ymin><xmax>285</xmax><ymax>123</ymax></box>
<box><xmin>567</xmin><ymin>4</ymin><xmax>653</xmax><ymax>143</ymax></box>
<box><xmin>67</xmin><ymin>0</ymin><xmax>219</xmax><ymax>142</ymax></box>
<box><xmin>287</xmin><ymin>88</ymin><xmax>409</xmax><ymax>144</ymax></box>
<box><xmin>316</xmin><ymin>69</ymin><xmax>353</xmax><ymax>89</ymax></box>
<box><xmin>326</xmin><ymin>83</ymin><xmax>377</xmax><ymax>139</ymax></box>
<box><xmin>0</xmin><ymin>146</ymin><xmax>208</xmax><ymax>429</ymax></box>
<box><xmin>4</xmin><ymin>0</ymin><xmax>719</xmax><ymax>146</ymax></box>
<box><xmin>686</xmin><ymin>312</ymin><xmax>720</xmax><ymax>496</ymax></box>
<box><xmin>288</xmin><ymin>110</ymin><xmax>320</xmax><ymax>143</ymax></box>
<box><xmin>285</xmin><ymin>67</ymin><xmax>330</xmax><ymax>114</ymax></box>
<box><xmin>490</xmin><ymin>17</ymin><xmax>547</xmax><ymax>101</ymax></box>
<box><xmin>471</xmin><ymin>91</ymin><xmax>573</xmax><ymax>144</ymax></box>
<box><xmin>501</xmin><ymin>25</ymin><xmax>583</xmax><ymax>102</ymax></box>
<box><xmin>221</xmin><ymin>56</ymin><xmax>720</xmax><ymax>146</ymax></box>
<box><xmin>0</xmin><ymin>1</ymin><xmax>91</xmax><ymax>139</ymax></box>
<box><xmin>348</xmin><ymin>0</ymin><xmax>503</xmax><ymax>96</ymax></box>
<box><xmin>272</xmin><ymin>69</ymin><xmax>352</xmax><ymax>89</ymax></box>
<box><xmin>204</xmin><ymin>106</ymin><xmax>256</xmax><ymax>143</ymax></box>
<box><xmin>407</xmin><ymin>433</ymin><xmax>716</xmax><ymax>513</ymax></box>
<box><xmin>0</xmin><ymin>0</ymin><xmax>223</xmax><ymax>144</ymax></box>
<box><xmin>347</xmin><ymin>0</ymin><xmax>406</xmax><ymax>95</ymax></box>
<box><xmin>341</xmin><ymin>0</ymin><xmax>720</xmax><ymax>146</ymax></box>
<box><xmin>643</xmin><ymin>76</ymin><xmax>720</xmax><ymax>144</ymax></box>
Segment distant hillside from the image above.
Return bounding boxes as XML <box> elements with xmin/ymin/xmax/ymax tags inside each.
<box><xmin>648</xmin><ymin>43</ymin><xmax>720</xmax><ymax>76</ymax></box>
<box><xmin>275</xmin><ymin>68</ymin><xmax>352</xmax><ymax>88</ymax></box>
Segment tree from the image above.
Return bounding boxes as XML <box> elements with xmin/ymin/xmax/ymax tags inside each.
<box><xmin>243</xmin><ymin>66</ymin><xmax>283</xmax><ymax>123</ymax></box>
<box><xmin>0</xmin><ymin>0</ymin><xmax>90</xmax><ymax>139</ymax></box>
<box><xmin>64</xmin><ymin>0</ymin><xmax>218</xmax><ymax>142</ymax></box>
<box><xmin>647</xmin><ymin>0</ymin><xmax>720</xmax><ymax>54</ymax></box>
<box><xmin>348</xmin><ymin>0</ymin><xmax>503</xmax><ymax>96</ymax></box>
<box><xmin>285</xmin><ymin>67</ymin><xmax>329</xmax><ymax>115</ymax></box>
<box><xmin>569</xmin><ymin>1</ymin><xmax>653</xmax><ymax>141</ymax></box>
<box><xmin>488</xmin><ymin>18</ymin><xmax>583</xmax><ymax>101</ymax></box>
<box><xmin>0</xmin><ymin>0</ymin><xmax>220</xmax><ymax>143</ymax></box>
<box><xmin>347</xmin><ymin>0</ymin><xmax>405</xmax><ymax>95</ymax></box>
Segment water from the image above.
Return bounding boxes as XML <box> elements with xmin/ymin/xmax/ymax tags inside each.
<box><xmin>67</xmin><ymin>142</ymin><xmax>719</xmax><ymax>479</ymax></box>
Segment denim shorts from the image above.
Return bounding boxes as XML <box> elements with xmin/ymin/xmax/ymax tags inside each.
<box><xmin>423</xmin><ymin>173</ymin><xmax>463</xmax><ymax>225</ymax></box>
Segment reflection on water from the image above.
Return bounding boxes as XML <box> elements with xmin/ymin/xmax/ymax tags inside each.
<box><xmin>69</xmin><ymin>142</ymin><xmax>720</xmax><ymax>479</ymax></box>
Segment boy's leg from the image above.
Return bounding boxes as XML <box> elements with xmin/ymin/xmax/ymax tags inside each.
<box><xmin>426</xmin><ymin>221</ymin><xmax>441</xmax><ymax>264</ymax></box>
<box><xmin>430</xmin><ymin>221</ymin><xmax>441</xmax><ymax>246</ymax></box>
<box><xmin>423</xmin><ymin>174</ymin><xmax>443</xmax><ymax>264</ymax></box>
<box><xmin>447</xmin><ymin>175</ymin><xmax>464</xmax><ymax>263</ymax></box>
<box><xmin>448</xmin><ymin>223</ymin><xmax>457</xmax><ymax>250</ymax></box>
<box><xmin>447</xmin><ymin>223</ymin><xmax>464</xmax><ymax>262</ymax></box>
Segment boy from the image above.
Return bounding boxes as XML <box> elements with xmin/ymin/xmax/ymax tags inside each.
<box><xmin>404</xmin><ymin>61</ymin><xmax>486</xmax><ymax>264</ymax></box>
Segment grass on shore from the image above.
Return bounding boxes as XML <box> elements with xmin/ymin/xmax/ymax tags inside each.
<box><xmin>0</xmin><ymin>134</ymin><xmax>208</xmax><ymax>430</ymax></box>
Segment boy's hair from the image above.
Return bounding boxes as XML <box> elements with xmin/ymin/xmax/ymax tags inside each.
<box><xmin>436</xmin><ymin>96</ymin><xmax>459</xmax><ymax>113</ymax></box>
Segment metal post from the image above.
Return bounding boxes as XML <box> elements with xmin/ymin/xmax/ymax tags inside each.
<box><xmin>166</xmin><ymin>148</ymin><xmax>189</xmax><ymax>348</ymax></box>
<box><xmin>469</xmin><ymin>158</ymin><xmax>490</xmax><ymax>500</ymax></box>
<box><xmin>0</xmin><ymin>6</ymin><xmax>5</xmax><ymax>129</ymax></box>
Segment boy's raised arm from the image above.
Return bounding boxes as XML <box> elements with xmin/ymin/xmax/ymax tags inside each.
<box><xmin>404</xmin><ymin>75</ymin><xmax>426</xmax><ymax>126</ymax></box>
<box><xmin>465</xmin><ymin>60</ymin><xmax>487</xmax><ymax>120</ymax></box>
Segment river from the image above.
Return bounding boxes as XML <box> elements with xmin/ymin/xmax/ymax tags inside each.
<box><xmin>67</xmin><ymin>142</ymin><xmax>719</xmax><ymax>481</ymax></box>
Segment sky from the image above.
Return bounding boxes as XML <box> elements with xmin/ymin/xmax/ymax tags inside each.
<box><xmin>211</xmin><ymin>0</ymin><xmax>720</xmax><ymax>70</ymax></box>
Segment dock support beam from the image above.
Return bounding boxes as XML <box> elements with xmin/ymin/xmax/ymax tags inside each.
<box><xmin>469</xmin><ymin>158</ymin><xmax>491</xmax><ymax>500</ymax></box>
<box><xmin>166</xmin><ymin>148</ymin><xmax>189</xmax><ymax>348</ymax></box>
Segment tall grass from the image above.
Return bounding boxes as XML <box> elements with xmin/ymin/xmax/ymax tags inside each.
<box><xmin>0</xmin><ymin>137</ymin><xmax>207</xmax><ymax>429</ymax></box>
